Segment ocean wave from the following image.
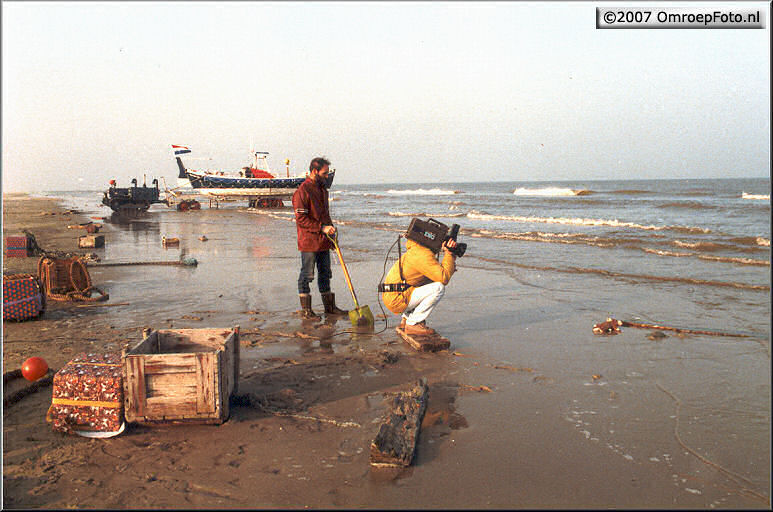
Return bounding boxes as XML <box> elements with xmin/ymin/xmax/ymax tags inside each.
<box><xmin>611</xmin><ymin>189</ymin><xmax>652</xmax><ymax>195</ymax></box>
<box><xmin>672</xmin><ymin>240</ymin><xmax>750</xmax><ymax>253</ymax></box>
<box><xmin>466</xmin><ymin>212</ymin><xmax>711</xmax><ymax>234</ymax></box>
<box><xmin>696</xmin><ymin>255</ymin><xmax>770</xmax><ymax>266</ymax></box>
<box><xmin>331</xmin><ymin>190</ymin><xmax>387</xmax><ymax>198</ymax></box>
<box><xmin>470</xmin><ymin>230</ymin><xmax>618</xmax><ymax>248</ymax></box>
<box><xmin>742</xmin><ymin>192</ymin><xmax>770</xmax><ymax>200</ymax></box>
<box><xmin>474</xmin><ymin>257</ymin><xmax>769</xmax><ymax>291</ymax></box>
<box><xmin>466</xmin><ymin>228</ymin><xmax>767</xmax><ymax>265</ymax></box>
<box><xmin>642</xmin><ymin>248</ymin><xmax>693</xmax><ymax>258</ymax></box>
<box><xmin>386</xmin><ymin>188</ymin><xmax>462</xmax><ymax>196</ymax></box>
<box><xmin>387</xmin><ymin>211</ymin><xmax>466</xmax><ymax>218</ymax></box>
<box><xmin>513</xmin><ymin>187</ymin><xmax>592</xmax><ymax>197</ymax></box>
<box><xmin>248</xmin><ymin>209</ymin><xmax>294</xmax><ymax>222</ymax></box>
<box><xmin>657</xmin><ymin>201</ymin><xmax>716</xmax><ymax>211</ymax></box>
<box><xmin>728</xmin><ymin>236</ymin><xmax>771</xmax><ymax>248</ymax></box>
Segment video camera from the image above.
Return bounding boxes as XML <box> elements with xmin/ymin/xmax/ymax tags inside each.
<box><xmin>405</xmin><ymin>218</ymin><xmax>467</xmax><ymax>258</ymax></box>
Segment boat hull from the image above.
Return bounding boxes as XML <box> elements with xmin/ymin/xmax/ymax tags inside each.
<box><xmin>185</xmin><ymin>169</ymin><xmax>334</xmax><ymax>190</ymax></box>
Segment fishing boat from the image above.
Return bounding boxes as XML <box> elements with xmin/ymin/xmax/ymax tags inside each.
<box><xmin>171</xmin><ymin>146</ymin><xmax>334</xmax><ymax>198</ymax></box>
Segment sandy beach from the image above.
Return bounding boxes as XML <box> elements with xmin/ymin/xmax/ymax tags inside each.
<box><xmin>2</xmin><ymin>193</ymin><xmax>770</xmax><ymax>509</ymax></box>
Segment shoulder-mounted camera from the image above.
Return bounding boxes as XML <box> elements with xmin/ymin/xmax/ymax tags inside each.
<box><xmin>405</xmin><ymin>218</ymin><xmax>466</xmax><ymax>257</ymax></box>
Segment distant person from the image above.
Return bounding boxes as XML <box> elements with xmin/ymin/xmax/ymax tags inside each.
<box><xmin>381</xmin><ymin>235</ymin><xmax>458</xmax><ymax>335</ymax></box>
<box><xmin>292</xmin><ymin>157</ymin><xmax>348</xmax><ymax>318</ymax></box>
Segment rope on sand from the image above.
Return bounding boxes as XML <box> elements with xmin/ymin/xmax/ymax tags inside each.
<box><xmin>87</xmin><ymin>258</ymin><xmax>198</xmax><ymax>267</ymax></box>
<box><xmin>270</xmin><ymin>411</ymin><xmax>361</xmax><ymax>428</ymax></box>
<box><xmin>3</xmin><ymin>370</ymin><xmax>56</xmax><ymax>408</ymax></box>
<box><xmin>655</xmin><ymin>381</ymin><xmax>770</xmax><ymax>505</ymax></box>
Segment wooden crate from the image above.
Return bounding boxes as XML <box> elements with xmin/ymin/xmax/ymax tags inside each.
<box><xmin>122</xmin><ymin>327</ymin><xmax>239</xmax><ymax>424</ymax></box>
<box><xmin>78</xmin><ymin>234</ymin><xmax>105</xmax><ymax>248</ymax></box>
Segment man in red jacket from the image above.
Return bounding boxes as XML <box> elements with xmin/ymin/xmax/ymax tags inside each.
<box><xmin>292</xmin><ymin>157</ymin><xmax>348</xmax><ymax>319</ymax></box>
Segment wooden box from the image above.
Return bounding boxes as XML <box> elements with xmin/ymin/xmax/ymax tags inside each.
<box><xmin>122</xmin><ymin>327</ymin><xmax>239</xmax><ymax>424</ymax></box>
<box><xmin>78</xmin><ymin>234</ymin><xmax>105</xmax><ymax>248</ymax></box>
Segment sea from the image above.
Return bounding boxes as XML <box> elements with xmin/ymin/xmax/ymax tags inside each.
<box><xmin>28</xmin><ymin>176</ymin><xmax>773</xmax><ymax>505</ymax></box>
<box><xmin>39</xmin><ymin>177</ymin><xmax>770</xmax><ymax>334</ymax></box>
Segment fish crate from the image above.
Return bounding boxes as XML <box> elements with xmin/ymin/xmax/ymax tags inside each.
<box><xmin>5</xmin><ymin>235</ymin><xmax>32</xmax><ymax>257</ymax></box>
<box><xmin>2</xmin><ymin>273</ymin><xmax>45</xmax><ymax>321</ymax></box>
<box><xmin>48</xmin><ymin>352</ymin><xmax>124</xmax><ymax>435</ymax></box>
<box><xmin>122</xmin><ymin>327</ymin><xmax>239</xmax><ymax>425</ymax></box>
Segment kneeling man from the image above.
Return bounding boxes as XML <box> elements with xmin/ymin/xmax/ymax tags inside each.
<box><xmin>381</xmin><ymin>237</ymin><xmax>458</xmax><ymax>336</ymax></box>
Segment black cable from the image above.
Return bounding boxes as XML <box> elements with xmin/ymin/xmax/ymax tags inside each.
<box><xmin>320</xmin><ymin>235</ymin><xmax>402</xmax><ymax>339</ymax></box>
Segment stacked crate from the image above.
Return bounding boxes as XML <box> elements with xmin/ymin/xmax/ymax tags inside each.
<box><xmin>5</xmin><ymin>235</ymin><xmax>32</xmax><ymax>257</ymax></box>
<box><xmin>2</xmin><ymin>273</ymin><xmax>45</xmax><ymax>321</ymax></box>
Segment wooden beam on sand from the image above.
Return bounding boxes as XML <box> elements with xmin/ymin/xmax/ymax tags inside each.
<box><xmin>619</xmin><ymin>320</ymin><xmax>751</xmax><ymax>338</ymax></box>
<box><xmin>370</xmin><ymin>378</ymin><xmax>429</xmax><ymax>467</ymax></box>
<box><xmin>396</xmin><ymin>327</ymin><xmax>450</xmax><ymax>352</ymax></box>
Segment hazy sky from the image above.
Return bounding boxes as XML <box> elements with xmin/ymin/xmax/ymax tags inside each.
<box><xmin>2</xmin><ymin>1</ymin><xmax>770</xmax><ymax>191</ymax></box>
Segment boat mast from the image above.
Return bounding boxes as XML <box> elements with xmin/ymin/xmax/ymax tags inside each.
<box><xmin>253</xmin><ymin>151</ymin><xmax>271</xmax><ymax>175</ymax></box>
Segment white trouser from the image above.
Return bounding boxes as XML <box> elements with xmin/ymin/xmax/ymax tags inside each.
<box><xmin>403</xmin><ymin>282</ymin><xmax>445</xmax><ymax>325</ymax></box>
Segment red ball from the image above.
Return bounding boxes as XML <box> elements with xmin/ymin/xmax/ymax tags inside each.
<box><xmin>21</xmin><ymin>357</ymin><xmax>48</xmax><ymax>382</ymax></box>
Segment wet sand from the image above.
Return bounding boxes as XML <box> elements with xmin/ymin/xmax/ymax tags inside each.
<box><xmin>2</xmin><ymin>194</ymin><xmax>770</xmax><ymax>509</ymax></box>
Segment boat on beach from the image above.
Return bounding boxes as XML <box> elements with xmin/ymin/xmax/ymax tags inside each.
<box><xmin>171</xmin><ymin>146</ymin><xmax>334</xmax><ymax>199</ymax></box>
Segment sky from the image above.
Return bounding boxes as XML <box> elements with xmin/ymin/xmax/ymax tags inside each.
<box><xmin>1</xmin><ymin>1</ymin><xmax>770</xmax><ymax>191</ymax></box>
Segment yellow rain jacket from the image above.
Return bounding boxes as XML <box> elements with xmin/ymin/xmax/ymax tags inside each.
<box><xmin>382</xmin><ymin>239</ymin><xmax>456</xmax><ymax>314</ymax></box>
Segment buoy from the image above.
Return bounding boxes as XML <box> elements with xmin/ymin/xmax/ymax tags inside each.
<box><xmin>21</xmin><ymin>357</ymin><xmax>49</xmax><ymax>382</ymax></box>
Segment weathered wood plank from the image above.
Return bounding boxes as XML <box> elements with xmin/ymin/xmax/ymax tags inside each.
<box><xmin>144</xmin><ymin>398</ymin><xmax>197</xmax><ymax>417</ymax></box>
<box><xmin>142</xmin><ymin>354</ymin><xmax>198</xmax><ymax>373</ymax></box>
<box><xmin>196</xmin><ymin>353</ymin><xmax>216</xmax><ymax>414</ymax></box>
<box><xmin>220</xmin><ymin>346</ymin><xmax>230</xmax><ymax>420</ymax></box>
<box><xmin>146</xmin><ymin>373</ymin><xmax>197</xmax><ymax>398</ymax></box>
<box><xmin>129</xmin><ymin>331</ymin><xmax>158</xmax><ymax>355</ymax></box>
<box><xmin>370</xmin><ymin>378</ymin><xmax>429</xmax><ymax>467</ymax></box>
<box><xmin>124</xmin><ymin>356</ymin><xmax>146</xmax><ymax>422</ymax></box>
<box><xmin>232</xmin><ymin>327</ymin><xmax>240</xmax><ymax>394</ymax></box>
<box><xmin>396</xmin><ymin>327</ymin><xmax>450</xmax><ymax>352</ymax></box>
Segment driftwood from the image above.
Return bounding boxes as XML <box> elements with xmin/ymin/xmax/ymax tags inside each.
<box><xmin>370</xmin><ymin>378</ymin><xmax>429</xmax><ymax>467</ymax></box>
<box><xmin>619</xmin><ymin>320</ymin><xmax>750</xmax><ymax>338</ymax></box>
<box><xmin>593</xmin><ymin>317</ymin><xmax>751</xmax><ymax>338</ymax></box>
<box><xmin>395</xmin><ymin>327</ymin><xmax>450</xmax><ymax>352</ymax></box>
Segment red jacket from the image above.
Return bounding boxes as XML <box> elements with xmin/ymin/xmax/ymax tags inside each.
<box><xmin>292</xmin><ymin>177</ymin><xmax>333</xmax><ymax>252</ymax></box>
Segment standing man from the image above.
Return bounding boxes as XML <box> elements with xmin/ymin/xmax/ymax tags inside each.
<box><xmin>292</xmin><ymin>157</ymin><xmax>348</xmax><ymax>319</ymax></box>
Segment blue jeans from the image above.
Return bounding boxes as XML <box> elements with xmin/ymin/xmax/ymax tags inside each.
<box><xmin>298</xmin><ymin>251</ymin><xmax>332</xmax><ymax>295</ymax></box>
